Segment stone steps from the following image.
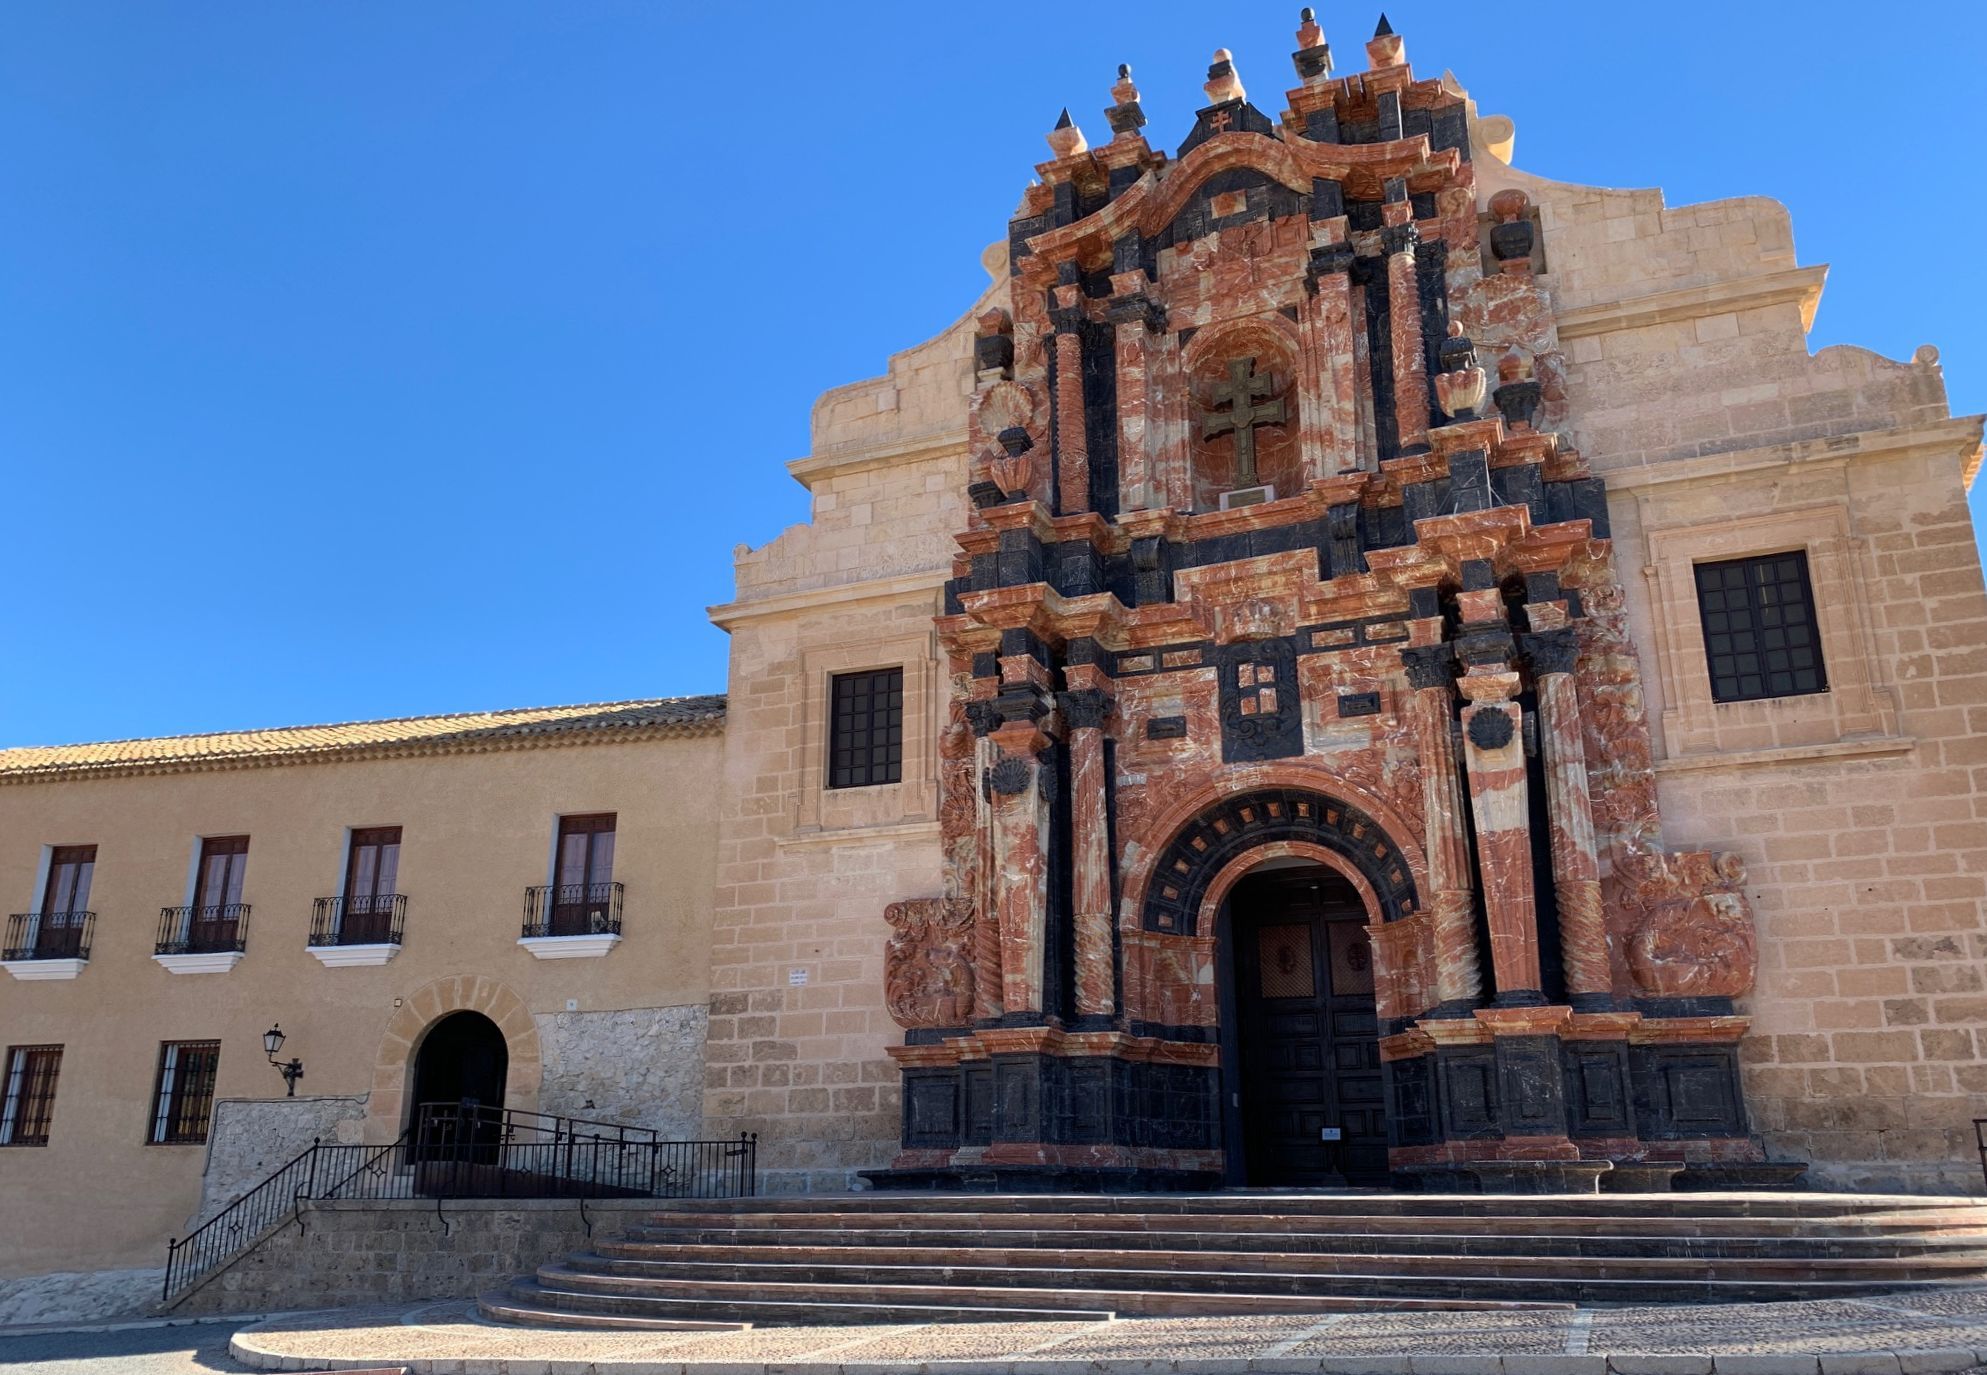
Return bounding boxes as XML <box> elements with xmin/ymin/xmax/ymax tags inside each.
<box><xmin>524</xmin><ymin>1263</ymin><xmax>1567</xmax><ymax>1319</ymax></box>
<box><xmin>552</xmin><ymin>1252</ymin><xmax>1983</xmax><ymax>1306</ymax></box>
<box><xmin>594</xmin><ymin>1237</ymin><xmax>1987</xmax><ymax>1276</ymax></box>
<box><xmin>622</xmin><ymin>1220</ymin><xmax>1987</xmax><ymax>1254</ymax></box>
<box><xmin>476</xmin><ymin>1191</ymin><xmax>1987</xmax><ymax>1329</ymax></box>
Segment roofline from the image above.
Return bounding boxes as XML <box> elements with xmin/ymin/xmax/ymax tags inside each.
<box><xmin>0</xmin><ymin>696</ymin><xmax>726</xmax><ymax>786</ymax></box>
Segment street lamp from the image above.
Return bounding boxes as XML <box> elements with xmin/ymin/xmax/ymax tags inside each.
<box><xmin>263</xmin><ymin>1023</ymin><xmax>304</xmax><ymax>1097</ymax></box>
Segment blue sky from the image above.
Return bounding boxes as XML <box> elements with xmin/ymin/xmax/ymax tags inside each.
<box><xmin>3</xmin><ymin>2</ymin><xmax>1982</xmax><ymax>747</ymax></box>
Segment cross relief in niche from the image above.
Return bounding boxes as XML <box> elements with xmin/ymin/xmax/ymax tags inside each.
<box><xmin>1190</xmin><ymin>347</ymin><xmax>1297</xmax><ymax>513</ymax></box>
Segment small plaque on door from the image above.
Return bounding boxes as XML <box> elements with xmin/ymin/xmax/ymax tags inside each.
<box><xmin>1320</xmin><ymin>1126</ymin><xmax>1343</xmax><ymax>1141</ymax></box>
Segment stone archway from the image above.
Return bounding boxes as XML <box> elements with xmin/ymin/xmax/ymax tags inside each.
<box><xmin>365</xmin><ymin>975</ymin><xmax>541</xmax><ymax>1144</ymax></box>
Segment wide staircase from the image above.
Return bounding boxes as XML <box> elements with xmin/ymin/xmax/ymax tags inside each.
<box><xmin>479</xmin><ymin>1190</ymin><xmax>1987</xmax><ymax>1328</ymax></box>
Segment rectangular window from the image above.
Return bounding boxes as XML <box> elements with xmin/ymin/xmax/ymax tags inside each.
<box><xmin>341</xmin><ymin>827</ymin><xmax>402</xmax><ymax>942</ymax></box>
<box><xmin>551</xmin><ymin>814</ymin><xmax>616</xmax><ymax>936</ymax></box>
<box><xmin>1</xmin><ymin>1046</ymin><xmax>62</xmax><ymax>1147</ymax></box>
<box><xmin>149</xmin><ymin>1041</ymin><xmax>220</xmax><ymax>1145</ymax></box>
<box><xmin>35</xmin><ymin>845</ymin><xmax>96</xmax><ymax>959</ymax></box>
<box><xmin>828</xmin><ymin>667</ymin><xmax>904</xmax><ymax>789</ymax></box>
<box><xmin>188</xmin><ymin>835</ymin><xmax>249</xmax><ymax>951</ymax></box>
<box><xmin>1694</xmin><ymin>552</ymin><xmax>1828</xmax><ymax>704</ymax></box>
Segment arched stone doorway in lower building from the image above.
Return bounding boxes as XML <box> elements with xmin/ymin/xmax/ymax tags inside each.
<box><xmin>1217</xmin><ymin>861</ymin><xmax>1385</xmax><ymax>1187</ymax></box>
<box><xmin>409</xmin><ymin>1009</ymin><xmax>509</xmax><ymax>1157</ymax></box>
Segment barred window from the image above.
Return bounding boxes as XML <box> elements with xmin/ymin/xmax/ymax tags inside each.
<box><xmin>1</xmin><ymin>1046</ymin><xmax>62</xmax><ymax>1147</ymax></box>
<box><xmin>1694</xmin><ymin>552</ymin><xmax>1828</xmax><ymax>704</ymax></box>
<box><xmin>828</xmin><ymin>668</ymin><xmax>903</xmax><ymax>789</ymax></box>
<box><xmin>149</xmin><ymin>1041</ymin><xmax>220</xmax><ymax>1145</ymax></box>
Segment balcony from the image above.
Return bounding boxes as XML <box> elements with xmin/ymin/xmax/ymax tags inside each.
<box><xmin>1</xmin><ymin>911</ymin><xmax>95</xmax><ymax>981</ymax></box>
<box><xmin>308</xmin><ymin>894</ymin><xmax>407</xmax><ymax>968</ymax></box>
<box><xmin>519</xmin><ymin>882</ymin><xmax>623</xmax><ymax>959</ymax></box>
<box><xmin>154</xmin><ymin>904</ymin><xmax>250</xmax><ymax>975</ymax></box>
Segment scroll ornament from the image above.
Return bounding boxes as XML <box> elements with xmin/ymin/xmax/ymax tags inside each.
<box><xmin>882</xmin><ymin>897</ymin><xmax>977</xmax><ymax>1028</ymax></box>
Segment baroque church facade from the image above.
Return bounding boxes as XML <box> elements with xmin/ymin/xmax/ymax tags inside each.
<box><xmin>3</xmin><ymin>11</ymin><xmax>1986</xmax><ymax>1301</ymax></box>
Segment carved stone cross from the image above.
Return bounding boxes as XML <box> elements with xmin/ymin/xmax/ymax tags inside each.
<box><xmin>1200</xmin><ymin>356</ymin><xmax>1285</xmax><ymax>486</ymax></box>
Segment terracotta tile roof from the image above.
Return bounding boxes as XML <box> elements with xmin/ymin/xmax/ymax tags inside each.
<box><xmin>0</xmin><ymin>695</ymin><xmax>727</xmax><ymax>783</ymax></box>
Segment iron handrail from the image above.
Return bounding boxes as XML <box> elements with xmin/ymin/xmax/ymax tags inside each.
<box><xmin>155</xmin><ymin>903</ymin><xmax>250</xmax><ymax>955</ymax></box>
<box><xmin>2</xmin><ymin>910</ymin><xmax>95</xmax><ymax>961</ymax></box>
<box><xmin>161</xmin><ymin>1102</ymin><xmax>757</xmax><ymax>1303</ymax></box>
<box><xmin>521</xmin><ymin>881</ymin><xmax>623</xmax><ymax>938</ymax></box>
<box><xmin>308</xmin><ymin>893</ymin><xmax>408</xmax><ymax>947</ymax></box>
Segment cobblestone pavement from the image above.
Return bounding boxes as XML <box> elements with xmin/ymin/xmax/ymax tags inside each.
<box><xmin>0</xmin><ymin>1317</ymin><xmax>255</xmax><ymax>1375</ymax></box>
<box><xmin>221</xmin><ymin>1290</ymin><xmax>1987</xmax><ymax>1375</ymax></box>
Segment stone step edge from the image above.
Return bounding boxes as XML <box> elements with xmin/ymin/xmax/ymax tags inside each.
<box><xmin>528</xmin><ymin>1269</ymin><xmax>1572</xmax><ymax>1313</ymax></box>
<box><xmin>592</xmin><ymin>1242</ymin><xmax>1987</xmax><ymax>1271</ymax></box>
<box><xmin>494</xmin><ymin>1286</ymin><xmax>1118</xmax><ymax>1325</ymax></box>
<box><xmin>228</xmin><ymin>1330</ymin><xmax>1987</xmax><ymax>1375</ymax></box>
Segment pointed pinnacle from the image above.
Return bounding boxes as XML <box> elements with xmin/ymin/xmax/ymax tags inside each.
<box><xmin>1375</xmin><ymin>13</ymin><xmax>1394</xmax><ymax>35</ymax></box>
<box><xmin>1055</xmin><ymin>107</ymin><xmax>1073</xmax><ymax>130</ymax></box>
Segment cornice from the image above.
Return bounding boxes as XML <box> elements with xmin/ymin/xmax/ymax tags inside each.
<box><xmin>786</xmin><ymin>428</ymin><xmax>970</xmax><ymax>489</ymax></box>
<box><xmin>707</xmin><ymin>570</ymin><xmax>947</xmax><ymax>630</ymax></box>
<box><xmin>1599</xmin><ymin>416</ymin><xmax>1986</xmax><ymax>494</ymax></box>
<box><xmin>0</xmin><ymin>716</ymin><xmax>725</xmax><ymax>788</ymax></box>
<box><xmin>1555</xmin><ymin>265</ymin><xmax>1827</xmax><ymax>341</ymax></box>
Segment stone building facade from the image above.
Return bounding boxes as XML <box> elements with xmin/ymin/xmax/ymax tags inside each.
<box><xmin>3</xmin><ymin>7</ymin><xmax>1986</xmax><ymax>1316</ymax></box>
<box><xmin>701</xmin><ymin>17</ymin><xmax>1986</xmax><ymax>1195</ymax></box>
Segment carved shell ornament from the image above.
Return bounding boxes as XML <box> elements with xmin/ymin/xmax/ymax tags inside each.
<box><xmin>975</xmin><ymin>379</ymin><xmax>1037</xmax><ymax>436</ymax></box>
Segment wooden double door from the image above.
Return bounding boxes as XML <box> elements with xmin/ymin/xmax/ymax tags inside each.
<box><xmin>1229</xmin><ymin>868</ymin><xmax>1387</xmax><ymax>1185</ymax></box>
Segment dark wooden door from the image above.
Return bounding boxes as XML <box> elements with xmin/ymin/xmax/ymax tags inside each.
<box><xmin>1232</xmin><ymin>871</ymin><xmax>1386</xmax><ymax>1185</ymax></box>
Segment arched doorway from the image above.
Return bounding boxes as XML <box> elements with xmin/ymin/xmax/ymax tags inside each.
<box><xmin>1219</xmin><ymin>861</ymin><xmax>1385</xmax><ymax>1187</ymax></box>
<box><xmin>409</xmin><ymin>1010</ymin><xmax>508</xmax><ymax>1156</ymax></box>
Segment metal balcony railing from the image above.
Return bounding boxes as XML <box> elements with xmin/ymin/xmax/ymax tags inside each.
<box><xmin>309</xmin><ymin>893</ymin><xmax>407</xmax><ymax>947</ymax></box>
<box><xmin>2</xmin><ymin>911</ymin><xmax>95</xmax><ymax>962</ymax></box>
<box><xmin>522</xmin><ymin>881</ymin><xmax>622</xmax><ymax>939</ymax></box>
<box><xmin>155</xmin><ymin>904</ymin><xmax>250</xmax><ymax>956</ymax></box>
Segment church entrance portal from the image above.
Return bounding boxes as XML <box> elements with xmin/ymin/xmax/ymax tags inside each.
<box><xmin>1223</xmin><ymin>865</ymin><xmax>1386</xmax><ymax>1186</ymax></box>
<box><xmin>409</xmin><ymin>1010</ymin><xmax>508</xmax><ymax>1159</ymax></box>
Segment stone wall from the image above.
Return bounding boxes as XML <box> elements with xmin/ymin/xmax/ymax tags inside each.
<box><xmin>533</xmin><ymin>1003</ymin><xmax>708</xmax><ymax>1137</ymax></box>
<box><xmin>195</xmin><ymin>1095</ymin><xmax>370</xmax><ymax>1225</ymax></box>
<box><xmin>170</xmin><ymin>1197</ymin><xmax>655</xmax><ymax>1315</ymax></box>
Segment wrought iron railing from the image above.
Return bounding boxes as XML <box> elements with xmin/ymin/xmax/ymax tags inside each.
<box><xmin>1975</xmin><ymin>1118</ymin><xmax>1987</xmax><ymax>1191</ymax></box>
<box><xmin>309</xmin><ymin>894</ymin><xmax>407</xmax><ymax>947</ymax></box>
<box><xmin>155</xmin><ymin>904</ymin><xmax>250</xmax><ymax>956</ymax></box>
<box><xmin>3</xmin><ymin>910</ymin><xmax>95</xmax><ymax>961</ymax></box>
<box><xmin>161</xmin><ymin>1100</ymin><xmax>755</xmax><ymax>1303</ymax></box>
<box><xmin>522</xmin><ymin>881</ymin><xmax>623</xmax><ymax>939</ymax></box>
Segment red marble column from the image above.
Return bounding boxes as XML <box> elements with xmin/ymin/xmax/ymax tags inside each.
<box><xmin>989</xmin><ymin>720</ymin><xmax>1052</xmax><ymax>1015</ymax></box>
<box><xmin>1051</xmin><ymin>284</ymin><xmax>1089</xmax><ymax>516</ymax></box>
<box><xmin>1062</xmin><ymin>685</ymin><xmax>1114</xmax><ymax>1017</ymax></box>
<box><xmin>1526</xmin><ymin>613</ymin><xmax>1613</xmax><ymax>1007</ymax></box>
<box><xmin>1109</xmin><ymin>271</ymin><xmax>1155</xmax><ymax>511</ymax></box>
<box><xmin>1401</xmin><ymin>640</ymin><xmax>1481</xmax><ymax>1010</ymax></box>
<box><xmin>969</xmin><ymin>713</ymin><xmax>1005</xmax><ymax>1019</ymax></box>
<box><xmin>1381</xmin><ymin>204</ymin><xmax>1429</xmax><ymax>455</ymax></box>
<box><xmin>1457</xmin><ymin>667</ymin><xmax>1543</xmax><ymax>1002</ymax></box>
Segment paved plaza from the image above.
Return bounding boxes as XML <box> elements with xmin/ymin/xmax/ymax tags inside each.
<box><xmin>217</xmin><ymin>1289</ymin><xmax>1987</xmax><ymax>1375</ymax></box>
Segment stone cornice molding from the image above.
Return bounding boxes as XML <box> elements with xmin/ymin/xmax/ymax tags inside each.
<box><xmin>1601</xmin><ymin>416</ymin><xmax>1986</xmax><ymax>493</ymax></box>
<box><xmin>1555</xmin><ymin>265</ymin><xmax>1827</xmax><ymax>341</ymax></box>
<box><xmin>707</xmin><ymin>571</ymin><xmax>947</xmax><ymax>630</ymax></box>
<box><xmin>786</xmin><ymin>429</ymin><xmax>970</xmax><ymax>489</ymax></box>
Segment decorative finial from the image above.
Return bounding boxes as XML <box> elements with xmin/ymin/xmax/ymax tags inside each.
<box><xmin>1366</xmin><ymin>13</ymin><xmax>1405</xmax><ymax>68</ymax></box>
<box><xmin>1106</xmin><ymin>64</ymin><xmax>1146</xmax><ymax>139</ymax></box>
<box><xmin>1293</xmin><ymin>7</ymin><xmax>1332</xmax><ymax>83</ymax></box>
<box><xmin>1046</xmin><ymin>107</ymin><xmax>1088</xmax><ymax>158</ymax></box>
<box><xmin>1204</xmin><ymin>47</ymin><xmax>1246</xmax><ymax>105</ymax></box>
